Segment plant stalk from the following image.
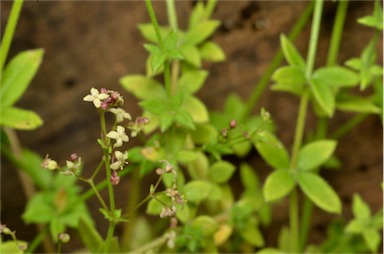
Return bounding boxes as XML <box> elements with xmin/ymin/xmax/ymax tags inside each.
<box><xmin>242</xmin><ymin>1</ymin><xmax>314</xmax><ymax>120</ymax></box>
<box><xmin>300</xmin><ymin>1</ymin><xmax>348</xmax><ymax>250</ymax></box>
<box><xmin>0</xmin><ymin>0</ymin><xmax>23</xmax><ymax>72</ymax></box>
<box><xmin>289</xmin><ymin>0</ymin><xmax>323</xmax><ymax>252</ymax></box>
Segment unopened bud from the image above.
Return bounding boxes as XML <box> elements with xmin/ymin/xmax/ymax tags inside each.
<box><xmin>58</xmin><ymin>233</ymin><xmax>70</xmax><ymax>243</ymax></box>
<box><xmin>110</xmin><ymin>171</ymin><xmax>120</xmax><ymax>186</ymax></box>
<box><xmin>70</xmin><ymin>153</ymin><xmax>78</xmax><ymax>161</ymax></box>
<box><xmin>229</xmin><ymin>119</ymin><xmax>237</xmax><ymax>129</ymax></box>
<box><xmin>156</xmin><ymin>168</ymin><xmax>164</xmax><ymax>175</ymax></box>
<box><xmin>0</xmin><ymin>225</ymin><xmax>12</xmax><ymax>235</ymax></box>
<box><xmin>221</xmin><ymin>128</ymin><xmax>228</xmax><ymax>137</ymax></box>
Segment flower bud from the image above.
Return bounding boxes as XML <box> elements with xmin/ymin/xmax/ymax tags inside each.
<box><xmin>58</xmin><ymin>233</ymin><xmax>70</xmax><ymax>243</ymax></box>
<box><xmin>110</xmin><ymin>171</ymin><xmax>120</xmax><ymax>186</ymax></box>
<box><xmin>70</xmin><ymin>153</ymin><xmax>78</xmax><ymax>161</ymax></box>
<box><xmin>229</xmin><ymin>119</ymin><xmax>237</xmax><ymax>129</ymax></box>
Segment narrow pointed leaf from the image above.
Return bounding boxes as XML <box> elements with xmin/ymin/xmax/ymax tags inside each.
<box><xmin>310</xmin><ymin>78</ymin><xmax>335</xmax><ymax>117</ymax></box>
<box><xmin>0</xmin><ymin>107</ymin><xmax>43</xmax><ymax>130</ymax></box>
<box><xmin>263</xmin><ymin>170</ymin><xmax>295</xmax><ymax>201</ymax></box>
<box><xmin>0</xmin><ymin>49</ymin><xmax>44</xmax><ymax>107</ymax></box>
<box><xmin>352</xmin><ymin>194</ymin><xmax>371</xmax><ymax>220</ymax></box>
<box><xmin>298</xmin><ymin>172</ymin><xmax>341</xmax><ymax>214</ymax></box>
<box><xmin>280</xmin><ymin>35</ymin><xmax>305</xmax><ymax>69</ymax></box>
<box><xmin>184</xmin><ymin>20</ymin><xmax>220</xmax><ymax>45</ymax></box>
<box><xmin>199</xmin><ymin>41</ymin><xmax>225</xmax><ymax>62</ymax></box>
<box><xmin>297</xmin><ymin>140</ymin><xmax>337</xmax><ymax>171</ymax></box>
<box><xmin>252</xmin><ymin>131</ymin><xmax>290</xmax><ymax>170</ymax></box>
<box><xmin>312</xmin><ymin>66</ymin><xmax>359</xmax><ymax>88</ymax></box>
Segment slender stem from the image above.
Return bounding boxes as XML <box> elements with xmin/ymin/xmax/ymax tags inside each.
<box><xmin>290</xmin><ymin>89</ymin><xmax>310</xmax><ymax>169</ymax></box>
<box><xmin>25</xmin><ymin>226</ymin><xmax>47</xmax><ymax>254</ymax></box>
<box><xmin>300</xmin><ymin>2</ymin><xmax>348</xmax><ymax>249</ymax></box>
<box><xmin>99</xmin><ymin>111</ymin><xmax>115</xmax><ymax>211</ymax></box>
<box><xmin>88</xmin><ymin>179</ymin><xmax>109</xmax><ymax>212</ymax></box>
<box><xmin>57</xmin><ymin>242</ymin><xmax>62</xmax><ymax>254</ymax></box>
<box><xmin>121</xmin><ymin>168</ymin><xmax>141</xmax><ymax>251</ymax></box>
<box><xmin>128</xmin><ymin>234</ymin><xmax>168</xmax><ymax>253</ymax></box>
<box><xmin>166</xmin><ymin>0</ymin><xmax>178</xmax><ymax>29</ymax></box>
<box><xmin>145</xmin><ymin>0</ymin><xmax>163</xmax><ymax>45</ymax></box>
<box><xmin>164</xmin><ymin>60</ymin><xmax>172</xmax><ymax>96</ymax></box>
<box><xmin>331</xmin><ymin>113</ymin><xmax>368</xmax><ymax>139</ymax></box>
<box><xmin>289</xmin><ymin>1</ymin><xmax>323</xmax><ymax>252</ymax></box>
<box><xmin>104</xmin><ymin>222</ymin><xmax>116</xmax><ymax>253</ymax></box>
<box><xmin>326</xmin><ymin>0</ymin><xmax>349</xmax><ymax>66</ymax></box>
<box><xmin>242</xmin><ymin>1</ymin><xmax>314</xmax><ymax>120</ymax></box>
<box><xmin>0</xmin><ymin>0</ymin><xmax>23</xmax><ymax>71</ymax></box>
<box><xmin>91</xmin><ymin>157</ymin><xmax>106</xmax><ymax>180</ymax></box>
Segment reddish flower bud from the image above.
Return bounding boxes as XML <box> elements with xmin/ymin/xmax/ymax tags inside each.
<box><xmin>229</xmin><ymin>119</ymin><xmax>237</xmax><ymax>129</ymax></box>
<box><xmin>110</xmin><ymin>171</ymin><xmax>120</xmax><ymax>186</ymax></box>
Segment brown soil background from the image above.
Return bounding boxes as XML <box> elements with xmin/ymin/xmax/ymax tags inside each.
<box><xmin>1</xmin><ymin>1</ymin><xmax>383</xmax><ymax>253</ymax></box>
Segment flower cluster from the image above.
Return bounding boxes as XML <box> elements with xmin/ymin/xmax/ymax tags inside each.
<box><xmin>83</xmin><ymin>87</ymin><xmax>124</xmax><ymax>110</ymax></box>
<box><xmin>83</xmin><ymin>87</ymin><xmax>150</xmax><ymax>186</ymax></box>
<box><xmin>41</xmin><ymin>153</ymin><xmax>82</xmax><ymax>176</ymax></box>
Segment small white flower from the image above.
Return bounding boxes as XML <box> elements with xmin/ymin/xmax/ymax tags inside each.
<box><xmin>109</xmin><ymin>108</ymin><xmax>131</xmax><ymax>123</ymax></box>
<box><xmin>106</xmin><ymin>126</ymin><xmax>129</xmax><ymax>147</ymax></box>
<box><xmin>41</xmin><ymin>155</ymin><xmax>58</xmax><ymax>170</ymax></box>
<box><xmin>83</xmin><ymin>87</ymin><xmax>109</xmax><ymax>108</ymax></box>
<box><xmin>110</xmin><ymin>150</ymin><xmax>128</xmax><ymax>170</ymax></box>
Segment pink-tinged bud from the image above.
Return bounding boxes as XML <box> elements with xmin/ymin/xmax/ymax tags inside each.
<box><xmin>221</xmin><ymin>128</ymin><xmax>228</xmax><ymax>137</ymax></box>
<box><xmin>100</xmin><ymin>88</ymin><xmax>108</xmax><ymax>93</ymax></box>
<box><xmin>70</xmin><ymin>153</ymin><xmax>78</xmax><ymax>161</ymax></box>
<box><xmin>229</xmin><ymin>119</ymin><xmax>237</xmax><ymax>129</ymax></box>
<box><xmin>110</xmin><ymin>171</ymin><xmax>120</xmax><ymax>186</ymax></box>
<box><xmin>100</xmin><ymin>101</ymin><xmax>109</xmax><ymax>110</ymax></box>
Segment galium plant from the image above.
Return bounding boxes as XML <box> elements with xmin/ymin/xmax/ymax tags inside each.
<box><xmin>1</xmin><ymin>0</ymin><xmax>382</xmax><ymax>253</ymax></box>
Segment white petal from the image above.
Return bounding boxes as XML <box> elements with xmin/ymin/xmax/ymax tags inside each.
<box><xmin>107</xmin><ymin>131</ymin><xmax>119</xmax><ymax>139</ymax></box>
<box><xmin>93</xmin><ymin>99</ymin><xmax>101</xmax><ymax>108</ymax></box>
<box><xmin>90</xmin><ymin>88</ymin><xmax>99</xmax><ymax>96</ymax></box>
<box><xmin>110</xmin><ymin>161</ymin><xmax>121</xmax><ymax>170</ymax></box>
<box><xmin>98</xmin><ymin>93</ymin><xmax>109</xmax><ymax>100</ymax></box>
<box><xmin>83</xmin><ymin>94</ymin><xmax>94</xmax><ymax>102</ymax></box>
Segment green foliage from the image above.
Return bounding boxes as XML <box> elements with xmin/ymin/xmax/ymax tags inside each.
<box><xmin>297</xmin><ymin>172</ymin><xmax>341</xmax><ymax>214</ymax></box>
<box><xmin>297</xmin><ymin>140</ymin><xmax>337</xmax><ymax>171</ymax></box>
<box><xmin>0</xmin><ymin>49</ymin><xmax>44</xmax><ymax>130</ymax></box>
<box><xmin>78</xmin><ymin>217</ymin><xmax>104</xmax><ymax>253</ymax></box>
<box><xmin>263</xmin><ymin>170</ymin><xmax>295</xmax><ymax>201</ymax></box>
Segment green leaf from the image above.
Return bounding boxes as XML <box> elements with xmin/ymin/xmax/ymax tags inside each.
<box><xmin>150</xmin><ymin>51</ymin><xmax>166</xmax><ymax>73</ymax></box>
<box><xmin>19</xmin><ymin>149</ymin><xmax>52</xmax><ymax>190</ymax></box>
<box><xmin>208</xmin><ymin>161</ymin><xmax>236</xmax><ymax>184</ymax></box>
<box><xmin>240</xmin><ymin>221</ymin><xmax>264</xmax><ymax>247</ymax></box>
<box><xmin>177</xmin><ymin>70</ymin><xmax>208</xmax><ymax>94</ymax></box>
<box><xmin>298</xmin><ymin>172</ymin><xmax>341</xmax><ymax>214</ymax></box>
<box><xmin>336</xmin><ymin>94</ymin><xmax>381</xmax><ymax>114</ymax></box>
<box><xmin>199</xmin><ymin>41</ymin><xmax>225</xmax><ymax>62</ymax></box>
<box><xmin>297</xmin><ymin>140</ymin><xmax>337</xmax><ymax>171</ymax></box>
<box><xmin>189</xmin><ymin>123</ymin><xmax>217</xmax><ymax>145</ymax></box>
<box><xmin>263</xmin><ymin>170</ymin><xmax>295</xmax><ymax>201</ymax></box>
<box><xmin>0</xmin><ymin>107</ymin><xmax>43</xmax><ymax>130</ymax></box>
<box><xmin>0</xmin><ymin>241</ymin><xmax>28</xmax><ymax>254</ymax></box>
<box><xmin>120</xmin><ymin>75</ymin><xmax>165</xmax><ymax>100</ymax></box>
<box><xmin>0</xmin><ymin>49</ymin><xmax>44</xmax><ymax>107</ymax></box>
<box><xmin>257</xmin><ymin>248</ymin><xmax>285</xmax><ymax>254</ymax></box>
<box><xmin>280</xmin><ymin>35</ymin><xmax>305</xmax><ymax>70</ymax></box>
<box><xmin>272</xmin><ymin>66</ymin><xmax>306</xmax><ymax>95</ymax></box>
<box><xmin>140</xmin><ymin>98</ymin><xmax>168</xmax><ymax>115</ymax></box>
<box><xmin>184</xmin><ymin>20</ymin><xmax>220</xmax><ymax>45</ymax></box>
<box><xmin>175</xmin><ymin>110</ymin><xmax>195</xmax><ymax>130</ymax></box>
<box><xmin>345</xmin><ymin>219</ymin><xmax>365</xmax><ymax>233</ymax></box>
<box><xmin>352</xmin><ymin>194</ymin><xmax>371</xmax><ymax>221</ymax></box>
<box><xmin>183</xmin><ymin>180</ymin><xmax>214</xmax><ymax>203</ymax></box>
<box><xmin>137</xmin><ymin>23</ymin><xmax>169</xmax><ymax>43</ymax></box>
<box><xmin>181</xmin><ymin>95</ymin><xmax>209</xmax><ymax>123</ymax></box>
<box><xmin>192</xmin><ymin>216</ymin><xmax>219</xmax><ymax>236</ymax></box>
<box><xmin>160</xmin><ymin>114</ymin><xmax>174</xmax><ymax>132</ymax></box>
<box><xmin>163</xmin><ymin>29</ymin><xmax>178</xmax><ymax>50</ymax></box>
<box><xmin>252</xmin><ymin>131</ymin><xmax>290</xmax><ymax>170</ymax></box>
<box><xmin>177</xmin><ymin>150</ymin><xmax>197</xmax><ymax>164</ymax></box>
<box><xmin>146</xmin><ymin>193</ymin><xmax>172</xmax><ymax>215</ymax></box>
<box><xmin>187</xmin><ymin>152</ymin><xmax>209</xmax><ymax>180</ymax></box>
<box><xmin>240</xmin><ymin>163</ymin><xmax>260</xmax><ymax>190</ymax></box>
<box><xmin>22</xmin><ymin>193</ymin><xmax>54</xmax><ymax>223</ymax></box>
<box><xmin>77</xmin><ymin>217</ymin><xmax>103</xmax><ymax>253</ymax></box>
<box><xmin>50</xmin><ymin>217</ymin><xmax>66</xmax><ymax>242</ymax></box>
<box><xmin>363</xmin><ymin>228</ymin><xmax>381</xmax><ymax>253</ymax></box>
<box><xmin>357</xmin><ymin>1</ymin><xmax>383</xmax><ymax>30</ymax></box>
<box><xmin>312</xmin><ymin>66</ymin><xmax>359</xmax><ymax>88</ymax></box>
<box><xmin>310</xmin><ymin>78</ymin><xmax>335</xmax><ymax>117</ymax></box>
<box><xmin>189</xmin><ymin>2</ymin><xmax>205</xmax><ymax>29</ymax></box>
<box><xmin>180</xmin><ymin>44</ymin><xmax>201</xmax><ymax>67</ymax></box>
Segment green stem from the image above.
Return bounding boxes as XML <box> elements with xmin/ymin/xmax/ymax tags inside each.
<box><xmin>289</xmin><ymin>1</ymin><xmax>323</xmax><ymax>252</ymax></box>
<box><xmin>164</xmin><ymin>60</ymin><xmax>172</xmax><ymax>96</ymax></box>
<box><xmin>57</xmin><ymin>242</ymin><xmax>62</xmax><ymax>254</ymax></box>
<box><xmin>242</xmin><ymin>1</ymin><xmax>314</xmax><ymax>120</ymax></box>
<box><xmin>0</xmin><ymin>0</ymin><xmax>23</xmax><ymax>71</ymax></box>
<box><xmin>326</xmin><ymin>0</ymin><xmax>349</xmax><ymax>66</ymax></box>
<box><xmin>121</xmin><ymin>167</ymin><xmax>141</xmax><ymax>251</ymax></box>
<box><xmin>145</xmin><ymin>0</ymin><xmax>163</xmax><ymax>45</ymax></box>
<box><xmin>331</xmin><ymin>113</ymin><xmax>368</xmax><ymax>139</ymax></box>
<box><xmin>25</xmin><ymin>226</ymin><xmax>47</xmax><ymax>254</ymax></box>
<box><xmin>300</xmin><ymin>1</ymin><xmax>348</xmax><ymax>249</ymax></box>
<box><xmin>91</xmin><ymin>158</ymin><xmax>105</xmax><ymax>180</ymax></box>
<box><xmin>104</xmin><ymin>222</ymin><xmax>116</xmax><ymax>253</ymax></box>
<box><xmin>88</xmin><ymin>179</ymin><xmax>110</xmax><ymax>212</ymax></box>
<box><xmin>166</xmin><ymin>0</ymin><xmax>178</xmax><ymax>29</ymax></box>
